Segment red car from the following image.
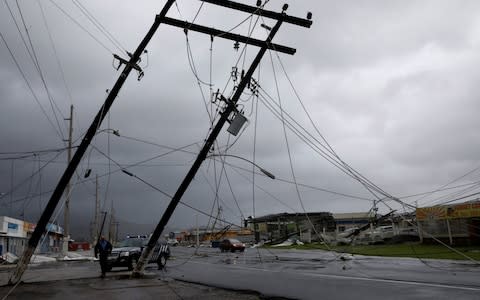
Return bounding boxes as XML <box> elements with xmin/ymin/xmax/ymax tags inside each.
<box><xmin>219</xmin><ymin>238</ymin><xmax>245</xmax><ymax>252</ymax></box>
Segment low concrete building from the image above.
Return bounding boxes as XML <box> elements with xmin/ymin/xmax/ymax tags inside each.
<box><xmin>248</xmin><ymin>212</ymin><xmax>336</xmax><ymax>242</ymax></box>
<box><xmin>332</xmin><ymin>212</ymin><xmax>373</xmax><ymax>233</ymax></box>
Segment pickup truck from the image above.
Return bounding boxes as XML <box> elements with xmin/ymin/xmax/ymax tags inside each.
<box><xmin>106</xmin><ymin>237</ymin><xmax>170</xmax><ymax>271</ymax></box>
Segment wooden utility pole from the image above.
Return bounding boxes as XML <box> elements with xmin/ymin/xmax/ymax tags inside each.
<box><xmin>62</xmin><ymin>105</ymin><xmax>73</xmax><ymax>256</ymax></box>
<box><xmin>108</xmin><ymin>203</ymin><xmax>116</xmax><ymax>244</ymax></box>
<box><xmin>92</xmin><ymin>174</ymin><xmax>100</xmax><ymax>245</ymax></box>
<box><xmin>8</xmin><ymin>0</ymin><xmax>176</xmax><ymax>285</ymax></box>
<box><xmin>196</xmin><ymin>214</ymin><xmax>200</xmax><ymax>248</ymax></box>
<box><xmin>133</xmin><ymin>1</ymin><xmax>312</xmax><ymax>276</ymax></box>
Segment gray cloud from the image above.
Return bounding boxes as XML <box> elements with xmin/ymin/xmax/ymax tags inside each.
<box><xmin>2</xmin><ymin>0</ymin><xmax>480</xmax><ymax>239</ymax></box>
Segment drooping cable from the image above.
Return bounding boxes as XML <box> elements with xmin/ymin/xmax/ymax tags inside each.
<box><xmin>0</xmin><ymin>150</ymin><xmax>66</xmax><ymax>206</ymax></box>
<box><xmin>7</xmin><ymin>141</ymin><xmax>201</xmax><ymax>206</ymax></box>
<box><xmin>414</xmin><ymin>165</ymin><xmax>480</xmax><ymax>207</ymax></box>
<box><xmin>72</xmin><ymin>0</ymin><xmax>126</xmax><ymax>54</ymax></box>
<box><xmin>258</xmin><ymin>87</ymin><xmax>401</xmax><ymax>208</ymax></box>
<box><xmin>90</xmin><ymin>147</ymin><xmax>245</xmax><ymax>231</ymax></box>
<box><xmin>228</xmin><ymin>165</ymin><xmax>298</xmax><ymax>213</ymax></box>
<box><xmin>267</xmin><ymin>48</ymin><xmax>330</xmax><ymax>248</ymax></box>
<box><xmin>271</xmin><ymin>49</ymin><xmax>398</xmax><ymax>203</ymax></box>
<box><xmin>48</xmin><ymin>0</ymin><xmax>115</xmax><ymax>54</ymax></box>
<box><xmin>16</xmin><ymin>0</ymin><xmax>66</xmax><ymax>140</ymax></box>
<box><xmin>0</xmin><ymin>28</ymin><xmax>64</xmax><ymax>141</ymax></box>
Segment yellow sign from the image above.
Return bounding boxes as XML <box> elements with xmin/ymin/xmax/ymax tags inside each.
<box><xmin>23</xmin><ymin>222</ymin><xmax>36</xmax><ymax>233</ymax></box>
<box><xmin>417</xmin><ymin>202</ymin><xmax>480</xmax><ymax>220</ymax></box>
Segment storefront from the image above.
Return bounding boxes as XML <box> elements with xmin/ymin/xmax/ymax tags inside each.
<box><xmin>0</xmin><ymin>216</ymin><xmax>28</xmax><ymax>256</ymax></box>
<box><xmin>417</xmin><ymin>201</ymin><xmax>480</xmax><ymax>245</ymax></box>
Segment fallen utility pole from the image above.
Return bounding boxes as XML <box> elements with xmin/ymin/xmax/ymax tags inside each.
<box><xmin>133</xmin><ymin>2</ymin><xmax>312</xmax><ymax>276</ymax></box>
<box><xmin>9</xmin><ymin>0</ymin><xmax>175</xmax><ymax>285</ymax></box>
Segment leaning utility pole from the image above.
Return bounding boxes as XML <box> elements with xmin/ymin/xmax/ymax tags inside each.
<box><xmin>9</xmin><ymin>0</ymin><xmax>176</xmax><ymax>285</ymax></box>
<box><xmin>133</xmin><ymin>1</ymin><xmax>312</xmax><ymax>276</ymax></box>
<box><xmin>62</xmin><ymin>105</ymin><xmax>73</xmax><ymax>256</ymax></box>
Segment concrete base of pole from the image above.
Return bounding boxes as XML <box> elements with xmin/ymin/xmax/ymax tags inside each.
<box><xmin>61</xmin><ymin>237</ymin><xmax>69</xmax><ymax>257</ymax></box>
<box><xmin>131</xmin><ymin>245</ymin><xmax>153</xmax><ymax>277</ymax></box>
<box><xmin>9</xmin><ymin>245</ymin><xmax>35</xmax><ymax>285</ymax></box>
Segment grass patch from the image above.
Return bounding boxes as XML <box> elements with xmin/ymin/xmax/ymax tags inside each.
<box><xmin>264</xmin><ymin>243</ymin><xmax>480</xmax><ymax>261</ymax></box>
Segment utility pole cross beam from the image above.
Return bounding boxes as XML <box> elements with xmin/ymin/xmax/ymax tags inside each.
<box><xmin>200</xmin><ymin>0</ymin><xmax>312</xmax><ymax>28</ymax></box>
<box><xmin>162</xmin><ymin>17</ymin><xmax>296</xmax><ymax>55</ymax></box>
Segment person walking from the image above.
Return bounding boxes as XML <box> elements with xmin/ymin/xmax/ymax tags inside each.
<box><xmin>94</xmin><ymin>236</ymin><xmax>112</xmax><ymax>278</ymax></box>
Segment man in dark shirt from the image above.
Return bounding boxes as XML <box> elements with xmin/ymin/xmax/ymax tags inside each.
<box><xmin>94</xmin><ymin>236</ymin><xmax>112</xmax><ymax>278</ymax></box>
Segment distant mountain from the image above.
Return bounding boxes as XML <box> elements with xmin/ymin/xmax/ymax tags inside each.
<box><xmin>69</xmin><ymin>212</ymin><xmax>174</xmax><ymax>242</ymax></box>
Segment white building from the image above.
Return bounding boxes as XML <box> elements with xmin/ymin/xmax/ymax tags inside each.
<box><xmin>0</xmin><ymin>216</ymin><xmax>27</xmax><ymax>256</ymax></box>
<box><xmin>0</xmin><ymin>216</ymin><xmax>65</xmax><ymax>256</ymax></box>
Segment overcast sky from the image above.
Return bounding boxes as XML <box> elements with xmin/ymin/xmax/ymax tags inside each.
<box><xmin>1</xmin><ymin>0</ymin><xmax>480</xmax><ymax>238</ymax></box>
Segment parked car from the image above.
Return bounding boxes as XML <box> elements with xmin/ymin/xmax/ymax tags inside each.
<box><xmin>106</xmin><ymin>237</ymin><xmax>170</xmax><ymax>271</ymax></box>
<box><xmin>219</xmin><ymin>238</ymin><xmax>245</xmax><ymax>252</ymax></box>
<box><xmin>367</xmin><ymin>225</ymin><xmax>394</xmax><ymax>244</ymax></box>
<box><xmin>167</xmin><ymin>238</ymin><xmax>179</xmax><ymax>246</ymax></box>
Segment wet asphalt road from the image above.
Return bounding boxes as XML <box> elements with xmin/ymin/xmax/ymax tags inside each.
<box><xmin>0</xmin><ymin>247</ymin><xmax>478</xmax><ymax>299</ymax></box>
<box><xmin>165</xmin><ymin>246</ymin><xmax>480</xmax><ymax>300</ymax></box>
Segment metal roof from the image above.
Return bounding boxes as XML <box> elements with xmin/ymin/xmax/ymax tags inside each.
<box><xmin>332</xmin><ymin>212</ymin><xmax>373</xmax><ymax>220</ymax></box>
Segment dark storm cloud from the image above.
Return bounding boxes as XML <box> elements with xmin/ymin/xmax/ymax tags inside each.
<box><xmin>2</xmin><ymin>0</ymin><xmax>480</xmax><ymax>238</ymax></box>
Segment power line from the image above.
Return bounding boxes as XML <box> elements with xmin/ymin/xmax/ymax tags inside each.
<box><xmin>117</xmin><ymin>134</ymin><xmax>201</xmax><ymax>155</ymax></box>
<box><xmin>268</xmin><ymin>45</ymin><xmax>399</xmax><ymax>202</ymax></box>
<box><xmin>92</xmin><ymin>142</ymin><xmax>245</xmax><ymax>227</ymax></box>
<box><xmin>37</xmin><ymin>0</ymin><xmax>74</xmax><ymax>107</ymax></box>
<box><xmin>0</xmin><ymin>146</ymin><xmax>77</xmax><ymax>155</ymax></box>
<box><xmin>118</xmin><ymin>130</ymin><xmax>375</xmax><ymax>203</ymax></box>
<box><xmin>435</xmin><ymin>192</ymin><xmax>480</xmax><ymax>206</ymax></box>
<box><xmin>5</xmin><ymin>139</ymin><xmax>200</xmax><ymax>208</ymax></box>
<box><xmin>257</xmin><ymin>89</ymin><xmax>396</xmax><ymax>203</ymax></box>
<box><xmin>48</xmin><ymin>0</ymin><xmax>115</xmax><ymax>54</ymax></box>
<box><xmin>428</xmin><ymin>183</ymin><xmax>480</xmax><ymax>207</ymax></box>
<box><xmin>376</xmin><ymin>191</ymin><xmax>479</xmax><ymax>264</ymax></box>
<box><xmin>221</xmin><ymin>163</ymin><xmax>244</xmax><ymax>219</ymax></box>
<box><xmin>205</xmin><ymin>150</ymin><xmax>246</xmax><ymax>222</ymax></box>
<box><xmin>184</xmin><ymin>32</ymin><xmax>213</xmax><ymax>127</ymax></box>
<box><xmin>229</xmin><ymin>165</ymin><xmax>298</xmax><ymax>213</ymax></box>
<box><xmin>0</xmin><ymin>29</ymin><xmax>64</xmax><ymax>141</ymax></box>
<box><xmin>4</xmin><ymin>0</ymin><xmax>37</xmax><ymax>73</ymax></box>
<box><xmin>15</xmin><ymin>0</ymin><xmax>67</xmax><ymax>140</ymax></box>
<box><xmin>398</xmin><ymin>180</ymin><xmax>480</xmax><ymax>200</ymax></box>
<box><xmin>122</xmin><ymin>170</ymin><xmax>244</xmax><ymax>230</ymax></box>
<box><xmin>417</xmin><ymin>165</ymin><xmax>480</xmax><ymax>206</ymax></box>
<box><xmin>0</xmin><ymin>150</ymin><xmax>66</xmax><ymax>205</ymax></box>
<box><xmin>199</xmin><ymin>168</ymin><xmax>243</xmax><ymax>221</ymax></box>
<box><xmin>274</xmin><ymin>177</ymin><xmax>373</xmax><ymax>201</ymax></box>
<box><xmin>71</xmin><ymin>0</ymin><xmax>126</xmax><ymax>54</ymax></box>
<box><xmin>205</xmin><ymin>152</ymin><xmax>373</xmax><ymax>202</ymax></box>
<box><xmin>266</xmin><ymin>45</ymin><xmax>325</xmax><ymax>246</ymax></box>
